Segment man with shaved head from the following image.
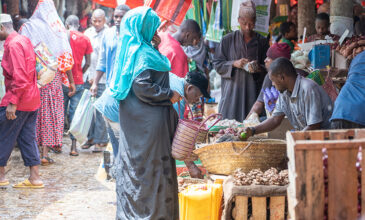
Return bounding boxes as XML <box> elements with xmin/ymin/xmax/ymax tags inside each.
<box><xmin>213</xmin><ymin>0</ymin><xmax>269</xmax><ymax>122</ymax></box>
<box><xmin>83</xmin><ymin>9</ymin><xmax>109</xmax><ymax>151</ymax></box>
<box><xmin>159</xmin><ymin>19</ymin><xmax>201</xmax><ymax>78</ymax></box>
<box><xmin>90</xmin><ymin>4</ymin><xmax>130</xmax><ymax>157</ymax></box>
<box><xmin>64</xmin><ymin>15</ymin><xmax>93</xmax><ymax>156</ymax></box>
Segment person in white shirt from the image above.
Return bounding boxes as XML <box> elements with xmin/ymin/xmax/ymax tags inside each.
<box><xmin>82</xmin><ymin>9</ymin><xmax>109</xmax><ymax>151</ymax></box>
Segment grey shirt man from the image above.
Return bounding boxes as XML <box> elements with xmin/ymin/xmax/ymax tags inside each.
<box><xmin>272</xmin><ymin>76</ymin><xmax>333</xmax><ymax>130</ymax></box>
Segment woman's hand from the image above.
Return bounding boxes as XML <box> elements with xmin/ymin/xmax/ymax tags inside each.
<box><xmin>170</xmin><ymin>90</ymin><xmax>182</xmax><ymax>104</ymax></box>
<box><xmin>152</xmin><ymin>33</ymin><xmax>161</xmax><ymax>49</ymax></box>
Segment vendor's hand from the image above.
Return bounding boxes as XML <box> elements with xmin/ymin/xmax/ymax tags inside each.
<box><xmin>185</xmin><ymin>161</ymin><xmax>204</xmax><ymax>179</ymax></box>
<box><xmin>233</xmin><ymin>58</ymin><xmax>249</xmax><ymax>69</ymax></box>
<box><xmin>6</xmin><ymin>103</ymin><xmax>17</xmax><ymax>120</ymax></box>
<box><xmin>90</xmin><ymin>83</ymin><xmax>98</xmax><ymax>97</ymax></box>
<box><xmin>263</xmin><ymin>87</ymin><xmax>279</xmax><ymax>112</ymax></box>
<box><xmin>88</xmin><ymin>79</ymin><xmax>94</xmax><ymax>85</ymax></box>
<box><xmin>68</xmin><ymin>83</ymin><xmax>76</xmax><ymax>97</ymax></box>
<box><xmin>170</xmin><ymin>90</ymin><xmax>182</xmax><ymax>104</ymax></box>
<box><xmin>243</xmin><ymin>127</ymin><xmax>254</xmax><ymax>139</ymax></box>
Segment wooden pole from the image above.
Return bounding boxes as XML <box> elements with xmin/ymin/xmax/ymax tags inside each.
<box><xmin>4</xmin><ymin>0</ymin><xmax>19</xmax><ymax>17</ymax></box>
<box><xmin>330</xmin><ymin>0</ymin><xmax>353</xmax><ymax>36</ymax></box>
<box><xmin>298</xmin><ymin>0</ymin><xmax>315</xmax><ymax>38</ymax></box>
<box><xmin>276</xmin><ymin>0</ymin><xmax>290</xmax><ymax>17</ymax></box>
<box><xmin>27</xmin><ymin>0</ymin><xmax>39</xmax><ymax>18</ymax></box>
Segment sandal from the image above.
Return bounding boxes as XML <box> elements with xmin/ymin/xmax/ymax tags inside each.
<box><xmin>49</xmin><ymin>146</ymin><xmax>62</xmax><ymax>154</ymax></box>
<box><xmin>13</xmin><ymin>179</ymin><xmax>44</xmax><ymax>189</ymax></box>
<box><xmin>69</xmin><ymin>151</ymin><xmax>79</xmax><ymax>156</ymax></box>
<box><xmin>0</xmin><ymin>180</ymin><xmax>9</xmax><ymax>186</ymax></box>
<box><xmin>95</xmin><ymin>143</ymin><xmax>108</xmax><ymax>148</ymax></box>
<box><xmin>81</xmin><ymin>140</ymin><xmax>94</xmax><ymax>149</ymax></box>
<box><xmin>41</xmin><ymin>157</ymin><xmax>54</xmax><ymax>166</ymax></box>
<box><xmin>92</xmin><ymin>143</ymin><xmax>108</xmax><ymax>153</ymax></box>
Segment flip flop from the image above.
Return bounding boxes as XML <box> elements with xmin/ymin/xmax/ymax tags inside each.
<box><xmin>69</xmin><ymin>151</ymin><xmax>79</xmax><ymax>156</ymax></box>
<box><xmin>81</xmin><ymin>142</ymin><xmax>94</xmax><ymax>149</ymax></box>
<box><xmin>92</xmin><ymin>147</ymin><xmax>103</xmax><ymax>153</ymax></box>
<box><xmin>13</xmin><ymin>179</ymin><xmax>44</xmax><ymax>189</ymax></box>
<box><xmin>0</xmin><ymin>181</ymin><xmax>9</xmax><ymax>186</ymax></box>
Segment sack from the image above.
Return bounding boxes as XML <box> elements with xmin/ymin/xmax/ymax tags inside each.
<box><xmin>69</xmin><ymin>90</ymin><xmax>95</xmax><ymax>144</ymax></box>
<box><xmin>34</xmin><ymin>42</ymin><xmax>58</xmax><ymax>88</ymax></box>
<box><xmin>144</xmin><ymin>0</ymin><xmax>192</xmax><ymax>26</ymax></box>
<box><xmin>322</xmin><ymin>71</ymin><xmax>339</xmax><ymax>102</ymax></box>
<box><xmin>19</xmin><ymin>0</ymin><xmax>74</xmax><ymax>87</ymax></box>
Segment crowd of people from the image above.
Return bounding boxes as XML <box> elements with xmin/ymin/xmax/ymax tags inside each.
<box><xmin>0</xmin><ymin>0</ymin><xmax>364</xmax><ymax>218</ymax></box>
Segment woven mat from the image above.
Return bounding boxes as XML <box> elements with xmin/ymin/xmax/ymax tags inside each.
<box><xmin>222</xmin><ymin>176</ymin><xmax>287</xmax><ymax>220</ymax></box>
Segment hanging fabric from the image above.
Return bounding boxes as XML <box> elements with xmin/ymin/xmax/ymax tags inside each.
<box><xmin>206</xmin><ymin>0</ymin><xmax>223</xmax><ymax>42</ymax></box>
<box><xmin>145</xmin><ymin>0</ymin><xmax>193</xmax><ymax>26</ymax></box>
<box><xmin>92</xmin><ymin>0</ymin><xmax>117</xmax><ymax>8</ymax></box>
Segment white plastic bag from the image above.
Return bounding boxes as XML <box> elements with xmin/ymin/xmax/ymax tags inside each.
<box><xmin>0</xmin><ymin>68</ymin><xmax>5</xmax><ymax>101</ymax></box>
<box><xmin>69</xmin><ymin>90</ymin><xmax>94</xmax><ymax>144</ymax></box>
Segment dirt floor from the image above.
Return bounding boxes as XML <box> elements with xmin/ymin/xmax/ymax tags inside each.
<box><xmin>0</xmin><ymin>137</ymin><xmax>116</xmax><ymax>220</ymax></box>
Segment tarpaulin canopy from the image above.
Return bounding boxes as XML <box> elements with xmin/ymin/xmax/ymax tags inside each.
<box><xmin>93</xmin><ymin>0</ymin><xmax>144</xmax><ymax>9</ymax></box>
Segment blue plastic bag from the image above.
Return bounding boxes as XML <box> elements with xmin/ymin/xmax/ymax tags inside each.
<box><xmin>308</xmin><ymin>44</ymin><xmax>330</xmax><ymax>69</ymax></box>
<box><xmin>93</xmin><ymin>89</ymin><xmax>119</xmax><ymax>123</ymax></box>
<box><xmin>69</xmin><ymin>90</ymin><xmax>94</xmax><ymax>144</ymax></box>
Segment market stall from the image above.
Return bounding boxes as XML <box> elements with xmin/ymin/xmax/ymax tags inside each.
<box><xmin>175</xmin><ymin>110</ymin><xmax>291</xmax><ymax>219</ymax></box>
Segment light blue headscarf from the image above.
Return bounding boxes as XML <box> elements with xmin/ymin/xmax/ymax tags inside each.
<box><xmin>108</xmin><ymin>6</ymin><xmax>171</xmax><ymax>100</ymax></box>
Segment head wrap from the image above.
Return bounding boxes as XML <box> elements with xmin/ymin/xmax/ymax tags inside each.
<box><xmin>239</xmin><ymin>0</ymin><xmax>256</xmax><ymax>19</ymax></box>
<box><xmin>108</xmin><ymin>7</ymin><xmax>171</xmax><ymax>101</ymax></box>
<box><xmin>266</xmin><ymin>43</ymin><xmax>291</xmax><ymax>60</ymax></box>
<box><xmin>0</xmin><ymin>14</ymin><xmax>12</xmax><ymax>24</ymax></box>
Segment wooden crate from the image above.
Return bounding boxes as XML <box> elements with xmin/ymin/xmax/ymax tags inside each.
<box><xmin>232</xmin><ymin>196</ymin><xmax>286</xmax><ymax>220</ymax></box>
<box><xmin>287</xmin><ymin>129</ymin><xmax>365</xmax><ymax>220</ymax></box>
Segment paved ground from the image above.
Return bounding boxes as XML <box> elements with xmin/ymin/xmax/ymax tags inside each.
<box><xmin>0</xmin><ymin>137</ymin><xmax>116</xmax><ymax>220</ymax></box>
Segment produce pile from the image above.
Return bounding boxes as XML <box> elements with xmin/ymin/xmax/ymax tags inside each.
<box><xmin>335</xmin><ymin>36</ymin><xmax>365</xmax><ymax>60</ymax></box>
<box><xmin>215</xmin><ymin>127</ymin><xmax>247</xmax><ymax>143</ymax></box>
<box><xmin>178</xmin><ymin>175</ymin><xmax>207</xmax><ymax>193</ymax></box>
<box><xmin>233</xmin><ymin>168</ymin><xmax>289</xmax><ymax>186</ymax></box>
<box><xmin>291</xmin><ymin>50</ymin><xmax>310</xmax><ymax>70</ymax></box>
<box><xmin>207</xmin><ymin>119</ymin><xmax>242</xmax><ymax>129</ymax></box>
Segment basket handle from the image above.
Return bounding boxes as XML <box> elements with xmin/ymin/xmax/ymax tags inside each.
<box><xmin>198</xmin><ymin>113</ymin><xmax>222</xmax><ymax>131</ymax></box>
<box><xmin>177</xmin><ymin>97</ymin><xmax>194</xmax><ymax>119</ymax></box>
<box><xmin>232</xmin><ymin>142</ymin><xmax>253</xmax><ymax>155</ymax></box>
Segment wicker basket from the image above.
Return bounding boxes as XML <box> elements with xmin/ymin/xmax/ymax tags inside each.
<box><xmin>193</xmin><ymin>139</ymin><xmax>287</xmax><ymax>175</ymax></box>
<box><xmin>171</xmin><ymin>98</ymin><xmax>222</xmax><ymax>161</ymax></box>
